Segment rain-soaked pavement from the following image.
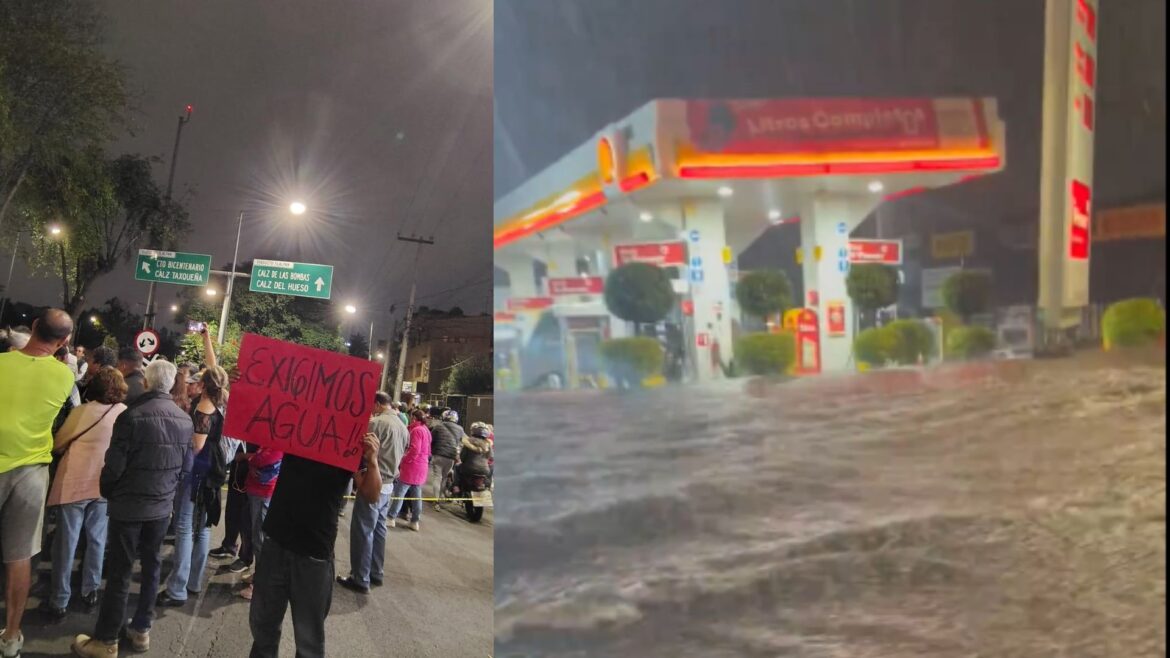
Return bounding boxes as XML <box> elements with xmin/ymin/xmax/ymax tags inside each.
<box><xmin>494</xmin><ymin>349</ymin><xmax>1166</xmax><ymax>657</ymax></box>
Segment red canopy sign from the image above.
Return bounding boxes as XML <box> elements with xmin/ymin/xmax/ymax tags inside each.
<box><xmin>548</xmin><ymin>276</ymin><xmax>604</xmax><ymax>296</ymax></box>
<box><xmin>848</xmin><ymin>239</ymin><xmax>903</xmax><ymax>265</ymax></box>
<box><xmin>613</xmin><ymin>241</ymin><xmax>686</xmax><ymax>267</ymax></box>
<box><xmin>685</xmin><ymin>99</ymin><xmax>967</xmax><ymax>154</ymax></box>
<box><xmin>224</xmin><ymin>334</ymin><xmax>382</xmax><ymax>472</ymax></box>
<box><xmin>506</xmin><ymin>297</ymin><xmax>554</xmax><ymax>311</ymax></box>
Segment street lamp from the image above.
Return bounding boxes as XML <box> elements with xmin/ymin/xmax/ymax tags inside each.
<box><xmin>218</xmin><ymin>204</ymin><xmax>306</xmax><ymax>344</ymax></box>
<box><xmin>342</xmin><ymin>303</ymin><xmax>375</xmax><ymax>361</ymax></box>
<box><xmin>0</xmin><ymin>229</ymin><xmax>29</xmax><ymax>322</ymax></box>
<box><xmin>171</xmin><ymin>304</ymin><xmax>179</xmax><ymax>312</ymax></box>
<box><xmin>205</xmin><ymin>288</ymin><xmax>218</xmax><ymax>297</ymax></box>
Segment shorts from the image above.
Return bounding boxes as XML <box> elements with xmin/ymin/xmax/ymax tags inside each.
<box><xmin>0</xmin><ymin>464</ymin><xmax>50</xmax><ymax>562</ymax></box>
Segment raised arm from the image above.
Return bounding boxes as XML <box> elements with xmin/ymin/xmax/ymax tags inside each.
<box><xmin>202</xmin><ymin>326</ymin><xmax>217</xmax><ymax>370</ymax></box>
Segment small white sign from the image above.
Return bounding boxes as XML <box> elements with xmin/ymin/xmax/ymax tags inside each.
<box><xmin>135</xmin><ymin>330</ymin><xmax>160</xmax><ymax>356</ymax></box>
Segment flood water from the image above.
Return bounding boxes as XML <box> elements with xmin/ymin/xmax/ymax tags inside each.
<box><xmin>494</xmin><ymin>350</ymin><xmax>1166</xmax><ymax>657</ymax></box>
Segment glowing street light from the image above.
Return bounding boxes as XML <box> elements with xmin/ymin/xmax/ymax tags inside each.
<box><xmin>205</xmin><ymin>288</ymin><xmax>218</xmax><ymax>297</ymax></box>
<box><xmin>89</xmin><ymin>315</ymin><xmax>99</xmax><ymax>324</ymax></box>
<box><xmin>289</xmin><ymin>201</ymin><xmax>307</xmax><ymax>216</ymax></box>
<box><xmin>344</xmin><ymin>304</ymin><xmax>357</xmax><ymax>315</ymax></box>
<box><xmin>170</xmin><ymin>304</ymin><xmax>179</xmax><ymax>312</ymax></box>
<box><xmin>48</xmin><ymin>225</ymin><xmax>63</xmax><ymax>236</ymax></box>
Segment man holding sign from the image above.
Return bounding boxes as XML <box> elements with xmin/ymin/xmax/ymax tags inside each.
<box><xmin>224</xmin><ymin>335</ymin><xmax>384</xmax><ymax>658</ymax></box>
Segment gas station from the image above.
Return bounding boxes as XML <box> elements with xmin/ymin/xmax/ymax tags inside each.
<box><xmin>494</xmin><ymin>97</ymin><xmax>1006</xmax><ymax>387</ymax></box>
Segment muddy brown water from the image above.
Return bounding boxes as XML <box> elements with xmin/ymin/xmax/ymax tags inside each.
<box><xmin>494</xmin><ymin>350</ymin><xmax>1166</xmax><ymax>657</ymax></box>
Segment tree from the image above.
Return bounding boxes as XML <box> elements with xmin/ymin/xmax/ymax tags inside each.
<box><xmin>0</xmin><ymin>0</ymin><xmax>128</xmax><ymax>227</ymax></box>
<box><xmin>75</xmin><ymin>297</ymin><xmax>141</xmax><ymax>350</ymax></box>
<box><xmin>735</xmin><ymin>270</ymin><xmax>792</xmax><ymax>324</ymax></box>
<box><xmin>20</xmin><ymin>150</ymin><xmax>190</xmax><ymax>314</ymax></box>
<box><xmin>347</xmin><ymin>332</ymin><xmax>370</xmax><ymax>359</ymax></box>
<box><xmin>441</xmin><ymin>354</ymin><xmax>493</xmax><ymax>395</ymax></box>
<box><xmin>178</xmin><ymin>280</ymin><xmax>344</xmax><ymax>370</ymax></box>
<box><xmin>603</xmin><ymin>263</ymin><xmax>674</xmax><ymax>333</ymax></box>
<box><xmin>846</xmin><ymin>264</ymin><xmax>900</xmax><ymax>328</ymax></box>
<box><xmin>942</xmin><ymin>270</ymin><xmax>992</xmax><ymax>323</ymax></box>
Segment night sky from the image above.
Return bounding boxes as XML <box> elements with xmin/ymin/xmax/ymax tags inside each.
<box><xmin>14</xmin><ymin>0</ymin><xmax>492</xmax><ymax>333</ymax></box>
<box><xmin>495</xmin><ymin>0</ymin><xmax>1165</xmax><ymax>213</ymax></box>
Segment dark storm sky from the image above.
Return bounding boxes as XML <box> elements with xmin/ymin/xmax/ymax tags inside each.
<box><xmin>16</xmin><ymin>0</ymin><xmax>492</xmax><ymax>331</ymax></box>
<box><xmin>494</xmin><ymin>0</ymin><xmax>1165</xmax><ymax>214</ymax></box>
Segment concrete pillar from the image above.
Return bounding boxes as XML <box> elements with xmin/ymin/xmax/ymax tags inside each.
<box><xmin>798</xmin><ymin>192</ymin><xmax>880</xmax><ymax>373</ymax></box>
<box><xmin>661</xmin><ymin>200</ymin><xmax>734</xmax><ymax>381</ymax></box>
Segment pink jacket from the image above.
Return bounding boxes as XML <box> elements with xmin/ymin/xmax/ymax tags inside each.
<box><xmin>398</xmin><ymin>421</ymin><xmax>432</xmax><ymax>486</ymax></box>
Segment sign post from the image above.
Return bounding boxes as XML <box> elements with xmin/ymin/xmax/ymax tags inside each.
<box><xmin>223</xmin><ymin>334</ymin><xmax>382</xmax><ymax>472</ymax></box>
<box><xmin>1038</xmin><ymin>0</ymin><xmax>1098</xmax><ymax>347</ymax></box>
<box><xmin>135</xmin><ymin>250</ymin><xmax>213</xmax><ymax>287</ymax></box>
<box><xmin>249</xmin><ymin>259</ymin><xmax>335</xmax><ymax>300</ymax></box>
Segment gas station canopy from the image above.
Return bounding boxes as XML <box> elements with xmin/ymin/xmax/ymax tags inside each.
<box><xmin>494</xmin><ymin>98</ymin><xmax>1005</xmax><ymax>253</ymax></box>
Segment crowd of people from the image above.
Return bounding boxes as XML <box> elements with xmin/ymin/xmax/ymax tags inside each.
<box><xmin>0</xmin><ymin>311</ymin><xmax>493</xmax><ymax>658</ymax></box>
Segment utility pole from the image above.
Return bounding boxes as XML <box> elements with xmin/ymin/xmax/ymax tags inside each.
<box><xmin>392</xmin><ymin>233</ymin><xmax>434</xmax><ymax>401</ymax></box>
<box><xmin>144</xmin><ymin>104</ymin><xmax>193</xmax><ymax>330</ymax></box>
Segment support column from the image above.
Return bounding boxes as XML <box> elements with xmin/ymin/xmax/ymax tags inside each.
<box><xmin>662</xmin><ymin>200</ymin><xmax>733</xmax><ymax>381</ymax></box>
<box><xmin>799</xmin><ymin>192</ymin><xmax>880</xmax><ymax>373</ymax></box>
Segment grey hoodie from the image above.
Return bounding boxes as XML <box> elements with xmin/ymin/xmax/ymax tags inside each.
<box><xmin>369</xmin><ymin>411</ymin><xmax>410</xmax><ymax>483</ymax></box>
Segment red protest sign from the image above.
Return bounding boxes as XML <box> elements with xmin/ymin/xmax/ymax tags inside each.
<box><xmin>224</xmin><ymin>334</ymin><xmax>382</xmax><ymax>472</ymax></box>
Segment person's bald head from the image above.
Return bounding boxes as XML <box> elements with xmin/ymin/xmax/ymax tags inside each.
<box><xmin>28</xmin><ymin>309</ymin><xmax>73</xmax><ymax>353</ymax></box>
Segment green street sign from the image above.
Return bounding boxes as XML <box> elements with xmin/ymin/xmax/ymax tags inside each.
<box><xmin>135</xmin><ymin>249</ymin><xmax>213</xmax><ymax>287</ymax></box>
<box><xmin>249</xmin><ymin>259</ymin><xmax>334</xmax><ymax>300</ymax></box>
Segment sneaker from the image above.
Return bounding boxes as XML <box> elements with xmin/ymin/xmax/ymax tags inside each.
<box><xmin>335</xmin><ymin>576</ymin><xmax>369</xmax><ymax>594</ymax></box>
<box><xmin>226</xmin><ymin>559</ymin><xmax>249</xmax><ymax>574</ymax></box>
<box><xmin>155</xmin><ymin>592</ymin><xmax>186</xmax><ymax>607</ymax></box>
<box><xmin>70</xmin><ymin>634</ymin><xmax>117</xmax><ymax>657</ymax></box>
<box><xmin>124</xmin><ymin>627</ymin><xmax>150</xmax><ymax>653</ymax></box>
<box><xmin>80</xmin><ymin>590</ymin><xmax>100</xmax><ymax>609</ymax></box>
<box><xmin>38</xmin><ymin>599</ymin><xmax>68</xmax><ymax>622</ymax></box>
<box><xmin>370</xmin><ymin>577</ymin><xmax>384</xmax><ymax>587</ymax></box>
<box><xmin>238</xmin><ymin>584</ymin><xmax>253</xmax><ymax>601</ymax></box>
<box><xmin>387</xmin><ymin>518</ymin><xmax>396</xmax><ymax>529</ymax></box>
<box><xmin>409</xmin><ymin>521</ymin><xmax>420</xmax><ymax>532</ymax></box>
<box><xmin>208</xmin><ymin>547</ymin><xmax>236</xmax><ymax>559</ymax></box>
<box><xmin>0</xmin><ymin>629</ymin><xmax>23</xmax><ymax>658</ymax></box>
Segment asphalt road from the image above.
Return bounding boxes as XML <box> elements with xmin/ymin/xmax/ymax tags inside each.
<box><xmin>15</xmin><ymin>500</ymin><xmax>493</xmax><ymax>657</ymax></box>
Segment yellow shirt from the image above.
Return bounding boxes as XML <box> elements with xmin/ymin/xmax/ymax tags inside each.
<box><xmin>0</xmin><ymin>351</ymin><xmax>75</xmax><ymax>473</ymax></box>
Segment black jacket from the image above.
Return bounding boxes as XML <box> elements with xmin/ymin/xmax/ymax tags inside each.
<box><xmin>458</xmin><ymin>435</ymin><xmax>492</xmax><ymax>476</ymax></box>
<box><xmin>429</xmin><ymin>419</ymin><xmax>460</xmax><ymax>460</ymax></box>
<box><xmin>100</xmin><ymin>391</ymin><xmax>194</xmax><ymax>522</ymax></box>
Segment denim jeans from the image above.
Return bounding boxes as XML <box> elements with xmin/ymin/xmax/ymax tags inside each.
<box><xmin>165</xmin><ymin>488</ymin><xmax>210</xmax><ymax>600</ymax></box>
<box><xmin>50</xmin><ymin>498</ymin><xmax>108</xmax><ymax>609</ymax></box>
<box><xmin>93</xmin><ymin>516</ymin><xmax>168</xmax><ymax>642</ymax></box>
<box><xmin>221</xmin><ymin>483</ymin><xmax>252</xmax><ymax>563</ymax></box>
<box><xmin>248</xmin><ymin>538</ymin><xmax>334</xmax><ymax>658</ymax></box>
<box><xmin>247</xmin><ymin>493</ymin><xmax>271</xmax><ymax>561</ymax></box>
<box><xmin>386</xmin><ymin>480</ymin><xmax>422</xmax><ymax>523</ymax></box>
<box><xmin>347</xmin><ymin>491</ymin><xmax>392</xmax><ymax>587</ymax></box>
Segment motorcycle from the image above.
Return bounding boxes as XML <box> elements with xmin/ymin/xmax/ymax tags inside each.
<box><xmin>448</xmin><ymin>466</ymin><xmax>492</xmax><ymax>523</ymax></box>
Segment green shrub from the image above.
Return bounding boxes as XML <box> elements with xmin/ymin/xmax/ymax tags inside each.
<box><xmin>945</xmin><ymin>326</ymin><xmax>997</xmax><ymax>360</ymax></box>
<box><xmin>734</xmin><ymin>331</ymin><xmax>795</xmax><ymax>375</ymax></box>
<box><xmin>604</xmin><ymin>263</ymin><xmax>675</xmax><ymax>325</ymax></box>
<box><xmin>735</xmin><ymin>270</ymin><xmax>792</xmax><ymax>323</ymax></box>
<box><xmin>885</xmin><ymin>319</ymin><xmax>935</xmax><ymax>365</ymax></box>
<box><xmin>942</xmin><ymin>270</ymin><xmax>992</xmax><ymax>322</ymax></box>
<box><xmin>600</xmin><ymin>337</ymin><xmax>664</xmax><ymax>385</ymax></box>
<box><xmin>1102</xmin><ymin>298</ymin><xmax>1166</xmax><ymax>348</ymax></box>
<box><xmin>853</xmin><ymin>326</ymin><xmax>898</xmax><ymax>367</ymax></box>
<box><xmin>846</xmin><ymin>264</ymin><xmax>900</xmax><ymax>323</ymax></box>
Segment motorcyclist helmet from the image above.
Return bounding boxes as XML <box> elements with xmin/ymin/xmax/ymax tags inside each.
<box><xmin>470</xmin><ymin>422</ymin><xmax>490</xmax><ymax>439</ymax></box>
<box><xmin>442</xmin><ymin>409</ymin><xmax>459</xmax><ymax>423</ymax></box>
